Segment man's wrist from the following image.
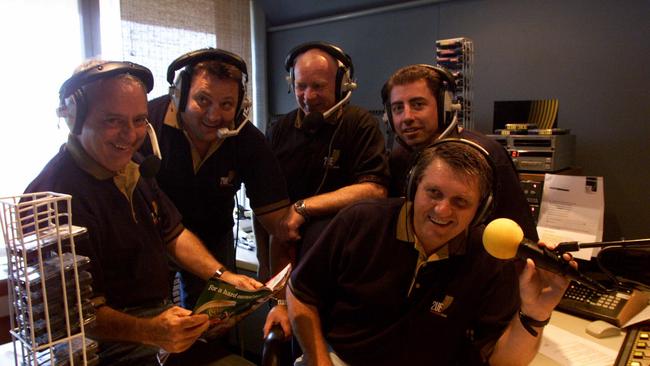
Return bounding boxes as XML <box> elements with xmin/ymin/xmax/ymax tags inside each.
<box><xmin>271</xmin><ymin>297</ymin><xmax>288</xmax><ymax>307</ymax></box>
<box><xmin>293</xmin><ymin>200</ymin><xmax>310</xmax><ymax>221</ymax></box>
<box><xmin>518</xmin><ymin>310</ymin><xmax>550</xmax><ymax>337</ymax></box>
<box><xmin>212</xmin><ymin>266</ymin><xmax>228</xmax><ymax>280</ymax></box>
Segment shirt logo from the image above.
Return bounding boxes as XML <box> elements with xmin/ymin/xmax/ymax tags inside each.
<box><xmin>430</xmin><ymin>295</ymin><xmax>454</xmax><ymax>318</ymax></box>
<box><xmin>323</xmin><ymin>149</ymin><xmax>341</xmax><ymax>169</ymax></box>
<box><xmin>219</xmin><ymin>170</ymin><xmax>237</xmax><ymax>188</ymax></box>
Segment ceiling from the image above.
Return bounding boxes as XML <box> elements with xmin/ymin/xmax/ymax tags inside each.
<box><xmin>256</xmin><ymin>0</ymin><xmax>409</xmax><ymax>27</ymax></box>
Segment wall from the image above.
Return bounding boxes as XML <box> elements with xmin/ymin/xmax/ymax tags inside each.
<box><xmin>265</xmin><ymin>0</ymin><xmax>650</xmax><ymax>240</ymax></box>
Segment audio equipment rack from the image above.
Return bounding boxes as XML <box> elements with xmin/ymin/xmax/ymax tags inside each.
<box><xmin>0</xmin><ymin>192</ymin><xmax>96</xmax><ymax>365</ymax></box>
<box><xmin>436</xmin><ymin>37</ymin><xmax>474</xmax><ymax>129</ymax></box>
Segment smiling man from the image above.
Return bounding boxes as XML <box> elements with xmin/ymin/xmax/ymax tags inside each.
<box><xmin>25</xmin><ymin>60</ymin><xmax>261</xmax><ymax>365</ymax></box>
<box><xmin>287</xmin><ymin>139</ymin><xmax>572</xmax><ymax>366</ymax></box>
<box><xmin>382</xmin><ymin>64</ymin><xmax>539</xmax><ymax>241</ymax></box>
<box><xmin>146</xmin><ymin>49</ymin><xmax>292</xmax><ymax>311</ymax></box>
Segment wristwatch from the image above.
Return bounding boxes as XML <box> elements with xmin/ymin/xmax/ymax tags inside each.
<box><xmin>293</xmin><ymin>200</ymin><xmax>310</xmax><ymax>220</ymax></box>
<box><xmin>212</xmin><ymin>266</ymin><xmax>227</xmax><ymax>280</ymax></box>
<box><xmin>271</xmin><ymin>297</ymin><xmax>288</xmax><ymax>307</ymax></box>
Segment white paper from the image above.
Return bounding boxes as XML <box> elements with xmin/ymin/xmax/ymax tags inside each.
<box><xmin>539</xmin><ymin>324</ymin><xmax>617</xmax><ymax>366</ymax></box>
<box><xmin>536</xmin><ymin>175</ymin><xmax>604</xmax><ymax>260</ymax></box>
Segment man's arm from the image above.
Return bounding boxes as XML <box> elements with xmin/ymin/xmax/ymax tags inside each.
<box><xmin>283</xmin><ymin>181</ymin><xmax>387</xmax><ymax>235</ymax></box>
<box><xmin>89</xmin><ymin>305</ymin><xmax>209</xmax><ymax>353</ymax></box>
<box><xmin>167</xmin><ymin>229</ymin><xmax>262</xmax><ymax>289</ymax></box>
<box><xmin>287</xmin><ymin>286</ymin><xmax>333</xmax><ymax>366</ymax></box>
<box><xmin>490</xmin><ymin>257</ymin><xmax>571</xmax><ymax>365</ymax></box>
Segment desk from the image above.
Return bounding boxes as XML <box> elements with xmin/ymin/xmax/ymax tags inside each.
<box><xmin>0</xmin><ymin>311</ymin><xmax>626</xmax><ymax>365</ymax></box>
<box><xmin>531</xmin><ymin>310</ymin><xmax>625</xmax><ymax>365</ymax></box>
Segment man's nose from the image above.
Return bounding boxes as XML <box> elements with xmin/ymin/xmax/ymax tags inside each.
<box><xmin>207</xmin><ymin>105</ymin><xmax>222</xmax><ymax>122</ymax></box>
<box><xmin>402</xmin><ymin>105</ymin><xmax>416</xmax><ymax>121</ymax></box>
<box><xmin>434</xmin><ymin>199</ymin><xmax>452</xmax><ymax>216</ymax></box>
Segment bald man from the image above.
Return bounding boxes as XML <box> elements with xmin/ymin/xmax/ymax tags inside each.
<box><xmin>261</xmin><ymin>42</ymin><xmax>390</xmax><ymax>337</ymax></box>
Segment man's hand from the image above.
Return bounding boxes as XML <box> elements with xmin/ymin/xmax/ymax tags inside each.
<box><xmin>281</xmin><ymin>207</ymin><xmax>305</xmax><ymax>242</ymax></box>
<box><xmin>263</xmin><ymin>305</ymin><xmax>292</xmax><ymax>339</ymax></box>
<box><xmin>518</xmin><ymin>242</ymin><xmax>574</xmax><ymax>321</ymax></box>
<box><xmin>142</xmin><ymin>306</ymin><xmax>209</xmax><ymax>353</ymax></box>
<box><xmin>221</xmin><ymin>272</ymin><xmax>264</xmax><ymax>290</ymax></box>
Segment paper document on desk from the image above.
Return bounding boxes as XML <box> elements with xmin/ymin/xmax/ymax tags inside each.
<box><xmin>539</xmin><ymin>324</ymin><xmax>617</xmax><ymax>365</ymax></box>
<box><xmin>536</xmin><ymin>174</ymin><xmax>604</xmax><ymax>260</ymax></box>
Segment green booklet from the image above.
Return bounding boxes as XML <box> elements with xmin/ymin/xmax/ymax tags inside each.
<box><xmin>193</xmin><ymin>263</ymin><xmax>291</xmax><ymax>337</ymax></box>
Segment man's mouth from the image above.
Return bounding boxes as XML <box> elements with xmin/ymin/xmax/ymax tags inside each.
<box><xmin>401</xmin><ymin>127</ymin><xmax>421</xmax><ymax>135</ymax></box>
<box><xmin>428</xmin><ymin>215</ymin><xmax>451</xmax><ymax>226</ymax></box>
<box><xmin>201</xmin><ymin>120</ymin><xmax>221</xmax><ymax>128</ymax></box>
<box><xmin>111</xmin><ymin>143</ymin><xmax>131</xmax><ymax>151</ymax></box>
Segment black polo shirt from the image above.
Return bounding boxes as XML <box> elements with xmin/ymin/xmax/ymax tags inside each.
<box><xmin>146</xmin><ymin>96</ymin><xmax>290</xmax><ymax>261</ymax></box>
<box><xmin>289</xmin><ymin>198</ymin><xmax>520</xmax><ymax>365</ymax></box>
<box><xmin>389</xmin><ymin>129</ymin><xmax>539</xmax><ymax>241</ymax></box>
<box><xmin>267</xmin><ymin>105</ymin><xmax>389</xmax><ymax>201</ymax></box>
<box><xmin>24</xmin><ymin>135</ymin><xmax>183</xmax><ymax>309</ymax></box>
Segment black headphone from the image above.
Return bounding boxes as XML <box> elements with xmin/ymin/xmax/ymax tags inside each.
<box><xmin>405</xmin><ymin>138</ymin><xmax>496</xmax><ymax>227</ymax></box>
<box><xmin>284</xmin><ymin>41</ymin><xmax>357</xmax><ymax>103</ymax></box>
<box><xmin>58</xmin><ymin>61</ymin><xmax>154</xmax><ymax>135</ymax></box>
<box><xmin>167</xmin><ymin>48</ymin><xmax>249</xmax><ymax>121</ymax></box>
<box><xmin>381</xmin><ymin>64</ymin><xmax>457</xmax><ymax>134</ymax></box>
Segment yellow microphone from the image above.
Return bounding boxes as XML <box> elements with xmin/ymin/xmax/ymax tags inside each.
<box><xmin>482</xmin><ymin>218</ymin><xmax>607</xmax><ymax>291</ymax></box>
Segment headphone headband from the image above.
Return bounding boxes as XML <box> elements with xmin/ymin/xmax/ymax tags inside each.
<box><xmin>59</xmin><ymin>61</ymin><xmax>154</xmax><ymax>102</ymax></box>
<box><xmin>58</xmin><ymin>61</ymin><xmax>154</xmax><ymax>135</ymax></box>
<box><xmin>284</xmin><ymin>41</ymin><xmax>354</xmax><ymax>78</ymax></box>
<box><xmin>166</xmin><ymin>48</ymin><xmax>248</xmax><ymax>85</ymax></box>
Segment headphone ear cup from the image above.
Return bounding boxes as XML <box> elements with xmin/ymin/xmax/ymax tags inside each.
<box><xmin>340</xmin><ymin>68</ymin><xmax>356</xmax><ymax>94</ymax></box>
<box><xmin>61</xmin><ymin>89</ymin><xmax>87</xmax><ymax>135</ymax></box>
<box><xmin>471</xmin><ymin>193</ymin><xmax>494</xmax><ymax>227</ymax></box>
<box><xmin>173</xmin><ymin>69</ymin><xmax>190</xmax><ymax>112</ymax></box>
<box><xmin>286</xmin><ymin>70</ymin><xmax>294</xmax><ymax>93</ymax></box>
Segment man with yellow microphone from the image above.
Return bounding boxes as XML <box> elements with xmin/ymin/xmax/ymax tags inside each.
<box><xmin>287</xmin><ymin>139</ymin><xmax>575</xmax><ymax>366</ymax></box>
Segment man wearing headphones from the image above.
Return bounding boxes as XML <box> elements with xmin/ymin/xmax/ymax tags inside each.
<box><xmin>145</xmin><ymin>49</ymin><xmax>292</xmax><ymax>310</ymax></box>
<box><xmin>25</xmin><ymin>60</ymin><xmax>262</xmax><ymax>365</ymax></box>
<box><xmin>382</xmin><ymin>64</ymin><xmax>539</xmax><ymax>241</ymax></box>
<box><xmin>287</xmin><ymin>140</ymin><xmax>573</xmax><ymax>365</ymax></box>
<box><xmin>262</xmin><ymin>41</ymin><xmax>390</xmax><ymax>335</ymax></box>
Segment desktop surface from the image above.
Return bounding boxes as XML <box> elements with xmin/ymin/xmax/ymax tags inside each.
<box><xmin>532</xmin><ymin>310</ymin><xmax>626</xmax><ymax>365</ymax></box>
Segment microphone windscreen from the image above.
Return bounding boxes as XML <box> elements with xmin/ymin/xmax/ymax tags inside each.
<box><xmin>482</xmin><ymin>218</ymin><xmax>524</xmax><ymax>259</ymax></box>
<box><xmin>139</xmin><ymin>156</ymin><xmax>161</xmax><ymax>178</ymax></box>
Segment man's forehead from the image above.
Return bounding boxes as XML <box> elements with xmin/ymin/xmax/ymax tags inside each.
<box><xmin>423</xmin><ymin>159</ymin><xmax>479</xmax><ymax>193</ymax></box>
<box><xmin>391</xmin><ymin>79</ymin><xmax>434</xmax><ymax>100</ymax></box>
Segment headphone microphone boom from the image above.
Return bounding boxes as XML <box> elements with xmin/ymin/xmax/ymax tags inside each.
<box><xmin>140</xmin><ymin>122</ymin><xmax>162</xmax><ymax>178</ymax></box>
<box><xmin>482</xmin><ymin>218</ymin><xmax>607</xmax><ymax>292</ymax></box>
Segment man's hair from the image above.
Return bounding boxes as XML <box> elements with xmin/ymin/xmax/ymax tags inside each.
<box><xmin>192</xmin><ymin>60</ymin><xmax>243</xmax><ymax>83</ymax></box>
<box><xmin>411</xmin><ymin>141</ymin><xmax>493</xmax><ymax>201</ymax></box>
<box><xmin>381</xmin><ymin>64</ymin><xmax>445</xmax><ymax>105</ymax></box>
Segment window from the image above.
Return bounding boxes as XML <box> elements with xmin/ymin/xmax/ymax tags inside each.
<box><xmin>0</xmin><ymin>0</ymin><xmax>82</xmax><ymax>254</ymax></box>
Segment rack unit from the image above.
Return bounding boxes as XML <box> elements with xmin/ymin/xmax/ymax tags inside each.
<box><xmin>436</xmin><ymin>37</ymin><xmax>474</xmax><ymax>130</ymax></box>
<box><xmin>0</xmin><ymin>192</ymin><xmax>96</xmax><ymax>366</ymax></box>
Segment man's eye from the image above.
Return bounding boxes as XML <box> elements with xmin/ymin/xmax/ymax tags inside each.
<box><xmin>452</xmin><ymin>198</ymin><xmax>470</xmax><ymax>209</ymax></box>
<box><xmin>391</xmin><ymin>105</ymin><xmax>404</xmax><ymax>114</ymax></box>
<box><xmin>134</xmin><ymin>117</ymin><xmax>148</xmax><ymax>127</ymax></box>
<box><xmin>196</xmin><ymin>95</ymin><xmax>210</xmax><ymax>106</ymax></box>
<box><xmin>412</xmin><ymin>101</ymin><xmax>425</xmax><ymax>110</ymax></box>
<box><xmin>104</xmin><ymin>118</ymin><xmax>122</xmax><ymax>127</ymax></box>
<box><xmin>221</xmin><ymin>101</ymin><xmax>234</xmax><ymax>110</ymax></box>
<box><xmin>427</xmin><ymin>189</ymin><xmax>443</xmax><ymax>200</ymax></box>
